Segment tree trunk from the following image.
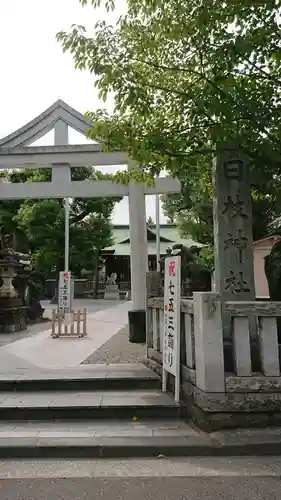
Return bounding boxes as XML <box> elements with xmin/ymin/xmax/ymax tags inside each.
<box><xmin>93</xmin><ymin>254</ymin><xmax>100</xmax><ymax>299</ymax></box>
<box><xmin>12</xmin><ymin>232</ymin><xmax>17</xmax><ymax>250</ymax></box>
<box><xmin>51</xmin><ymin>258</ymin><xmax>65</xmax><ymax>304</ymax></box>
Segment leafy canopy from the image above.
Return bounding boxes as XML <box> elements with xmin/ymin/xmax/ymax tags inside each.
<box><xmin>57</xmin><ymin>0</ymin><xmax>281</xmax><ymax>259</ymax></box>
<box><xmin>1</xmin><ymin>167</ymin><xmax>120</xmax><ymax>276</ymax></box>
<box><xmin>57</xmin><ymin>0</ymin><xmax>281</xmax><ymax>185</ymax></box>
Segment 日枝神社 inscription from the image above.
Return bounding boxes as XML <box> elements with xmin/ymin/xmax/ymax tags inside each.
<box><xmin>223</xmin><ymin>160</ymin><xmax>243</xmax><ymax>180</ymax></box>
<box><xmin>224</xmin><ymin>270</ymin><xmax>250</xmax><ymax>294</ymax></box>
<box><xmin>224</xmin><ymin>230</ymin><xmax>248</xmax><ymax>264</ymax></box>
<box><xmin>222</xmin><ymin>194</ymin><xmax>247</xmax><ymax>219</ymax></box>
<box><xmin>213</xmin><ymin>146</ymin><xmax>255</xmax><ymax>302</ymax></box>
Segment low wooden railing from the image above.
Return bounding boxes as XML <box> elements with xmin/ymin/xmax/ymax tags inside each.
<box><xmin>147</xmin><ymin>292</ymin><xmax>281</xmax><ymax>393</ymax></box>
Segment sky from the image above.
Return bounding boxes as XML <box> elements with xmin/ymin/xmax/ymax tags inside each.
<box><xmin>0</xmin><ymin>0</ymin><xmax>167</xmax><ymax>224</ymax></box>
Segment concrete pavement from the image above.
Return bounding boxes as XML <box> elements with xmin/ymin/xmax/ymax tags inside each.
<box><xmin>0</xmin><ymin>466</ymin><xmax>280</xmax><ymax>499</ymax></box>
<box><xmin>0</xmin><ymin>300</ymin><xmax>130</xmax><ymax>370</ymax></box>
<box><xmin>1</xmin><ymin>456</ymin><xmax>281</xmax><ymax>478</ymax></box>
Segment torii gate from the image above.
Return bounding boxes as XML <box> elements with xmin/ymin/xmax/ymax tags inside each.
<box><xmin>0</xmin><ymin>100</ymin><xmax>181</xmax><ymax>340</ymax></box>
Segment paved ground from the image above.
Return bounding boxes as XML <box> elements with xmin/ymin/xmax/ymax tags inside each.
<box><xmin>0</xmin><ymin>300</ymin><xmax>131</xmax><ymax>370</ymax></box>
<box><xmin>0</xmin><ymin>321</ymin><xmax>51</xmax><ymax>348</ymax></box>
<box><xmin>2</xmin><ymin>456</ymin><xmax>281</xmax><ymax>478</ymax></box>
<box><xmin>0</xmin><ymin>299</ymin><xmax>145</xmax><ymax>368</ymax></box>
<box><xmin>83</xmin><ymin>325</ymin><xmax>145</xmax><ymax>364</ymax></box>
<box><xmin>0</xmin><ymin>299</ymin><xmax>120</xmax><ymax>349</ymax></box>
<box><xmin>0</xmin><ymin>473</ymin><xmax>280</xmax><ymax>499</ymax></box>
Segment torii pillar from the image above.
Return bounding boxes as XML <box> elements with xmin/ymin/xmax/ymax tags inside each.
<box><xmin>0</xmin><ymin>100</ymin><xmax>181</xmax><ymax>343</ymax></box>
<box><xmin>128</xmin><ymin>163</ymin><xmax>148</xmax><ymax>343</ymax></box>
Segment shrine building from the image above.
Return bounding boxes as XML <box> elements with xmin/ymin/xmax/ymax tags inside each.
<box><xmin>102</xmin><ymin>223</ymin><xmax>203</xmax><ymax>284</ymax></box>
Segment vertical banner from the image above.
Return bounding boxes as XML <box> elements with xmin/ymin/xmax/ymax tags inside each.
<box><xmin>163</xmin><ymin>255</ymin><xmax>181</xmax><ymax>402</ymax></box>
<box><xmin>58</xmin><ymin>271</ymin><xmax>72</xmax><ymax>313</ymax></box>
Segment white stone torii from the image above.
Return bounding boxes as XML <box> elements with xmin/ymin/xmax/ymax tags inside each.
<box><xmin>0</xmin><ymin>100</ymin><xmax>181</xmax><ymax>325</ymax></box>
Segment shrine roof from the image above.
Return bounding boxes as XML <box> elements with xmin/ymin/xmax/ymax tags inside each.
<box><xmin>104</xmin><ymin>224</ymin><xmax>204</xmax><ymax>255</ymax></box>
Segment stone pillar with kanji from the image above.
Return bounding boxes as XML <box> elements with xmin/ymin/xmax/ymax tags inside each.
<box><xmin>213</xmin><ymin>145</ymin><xmax>256</xmax><ymax>351</ymax></box>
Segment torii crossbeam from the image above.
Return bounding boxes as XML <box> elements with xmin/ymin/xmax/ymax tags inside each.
<box><xmin>0</xmin><ymin>100</ymin><xmax>181</xmax><ymax>341</ymax></box>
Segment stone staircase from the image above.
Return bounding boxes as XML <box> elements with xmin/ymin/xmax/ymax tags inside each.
<box><xmin>0</xmin><ymin>364</ymin><xmax>211</xmax><ymax>458</ymax></box>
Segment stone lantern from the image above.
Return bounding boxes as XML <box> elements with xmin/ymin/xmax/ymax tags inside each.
<box><xmin>0</xmin><ymin>235</ymin><xmax>30</xmax><ymax>333</ymax></box>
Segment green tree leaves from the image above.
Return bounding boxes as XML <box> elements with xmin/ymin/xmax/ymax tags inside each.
<box><xmin>57</xmin><ymin>1</ymin><xmax>281</xmax><ymax>180</ymax></box>
<box><xmin>58</xmin><ymin>0</ymin><xmax>281</xmax><ymax>252</ymax></box>
<box><xmin>0</xmin><ymin>168</ymin><xmax>120</xmax><ymax>277</ymax></box>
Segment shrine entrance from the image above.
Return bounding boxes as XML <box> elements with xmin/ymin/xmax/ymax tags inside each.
<box><xmin>0</xmin><ymin>99</ymin><xmax>181</xmax><ymax>340</ymax></box>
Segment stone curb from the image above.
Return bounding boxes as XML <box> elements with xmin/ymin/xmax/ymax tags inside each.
<box><xmin>0</xmin><ymin>436</ymin><xmax>280</xmax><ymax>458</ymax></box>
<box><xmin>0</xmin><ymin>376</ymin><xmax>161</xmax><ymax>393</ymax></box>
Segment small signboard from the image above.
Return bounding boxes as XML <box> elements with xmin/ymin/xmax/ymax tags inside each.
<box><xmin>58</xmin><ymin>271</ymin><xmax>72</xmax><ymax>313</ymax></box>
<box><xmin>163</xmin><ymin>256</ymin><xmax>181</xmax><ymax>402</ymax></box>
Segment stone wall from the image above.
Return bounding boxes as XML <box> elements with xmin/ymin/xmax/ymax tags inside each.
<box><xmin>147</xmin><ymin>293</ymin><xmax>281</xmax><ymax>431</ymax></box>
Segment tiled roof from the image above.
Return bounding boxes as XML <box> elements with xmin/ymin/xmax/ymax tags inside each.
<box><xmin>104</xmin><ymin>224</ymin><xmax>204</xmax><ymax>255</ymax></box>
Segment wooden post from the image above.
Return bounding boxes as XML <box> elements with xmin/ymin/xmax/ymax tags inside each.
<box><xmin>77</xmin><ymin>309</ymin><xmax>81</xmax><ymax>337</ymax></box>
<box><xmin>83</xmin><ymin>308</ymin><xmax>87</xmax><ymax>336</ymax></box>
<box><xmin>64</xmin><ymin>315</ymin><xmax>68</xmax><ymax>336</ymax></box>
<box><xmin>52</xmin><ymin>309</ymin><xmax>56</xmax><ymax>337</ymax></box>
<box><xmin>70</xmin><ymin>312</ymin><xmax>74</xmax><ymax>336</ymax></box>
<box><xmin>58</xmin><ymin>312</ymin><xmax>62</xmax><ymax>337</ymax></box>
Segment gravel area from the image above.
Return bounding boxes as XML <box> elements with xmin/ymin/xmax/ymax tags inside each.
<box><xmin>82</xmin><ymin>326</ymin><xmax>145</xmax><ymax>365</ymax></box>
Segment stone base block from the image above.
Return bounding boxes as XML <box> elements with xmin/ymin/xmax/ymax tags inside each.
<box><xmin>182</xmin><ymin>390</ymin><xmax>281</xmax><ymax>432</ymax></box>
<box><xmin>0</xmin><ymin>306</ymin><xmax>27</xmax><ymax>333</ymax></box>
<box><xmin>104</xmin><ymin>285</ymin><xmax>119</xmax><ymax>300</ymax></box>
<box><xmin>146</xmin><ymin>348</ymin><xmax>281</xmax><ymax>431</ymax></box>
<box><xmin>128</xmin><ymin>309</ymin><xmax>146</xmax><ymax>343</ymax></box>
<box><xmin>183</xmin><ymin>379</ymin><xmax>281</xmax><ymax>431</ymax></box>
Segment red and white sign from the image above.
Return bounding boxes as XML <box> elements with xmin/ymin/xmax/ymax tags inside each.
<box><xmin>58</xmin><ymin>271</ymin><xmax>72</xmax><ymax>312</ymax></box>
<box><xmin>163</xmin><ymin>256</ymin><xmax>181</xmax><ymax>401</ymax></box>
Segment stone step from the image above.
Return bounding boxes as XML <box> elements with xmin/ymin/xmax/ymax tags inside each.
<box><xmin>0</xmin><ymin>419</ymin><xmax>213</xmax><ymax>458</ymax></box>
<box><xmin>0</xmin><ymin>389</ymin><xmax>181</xmax><ymax>421</ymax></box>
<box><xmin>0</xmin><ymin>420</ymin><xmax>280</xmax><ymax>458</ymax></box>
<box><xmin>0</xmin><ymin>364</ymin><xmax>160</xmax><ymax>392</ymax></box>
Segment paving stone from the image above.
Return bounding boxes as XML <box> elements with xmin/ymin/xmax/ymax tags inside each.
<box><xmin>0</xmin><ymin>397</ymin><xmax>20</xmax><ymax>408</ymax></box>
<box><xmin>14</xmin><ymin>423</ymin><xmax>71</xmax><ymax>432</ymax></box>
<box><xmin>49</xmin><ymin>396</ymin><xmax>102</xmax><ymax>408</ymax></box>
<box><xmin>101</xmin><ymin>394</ymin><xmax>177</xmax><ymax>407</ymax></box>
<box><xmin>211</xmin><ymin>427</ymin><xmax>281</xmax><ymax>445</ymax></box>
<box><xmin>38</xmin><ymin>431</ymin><xmax>94</xmax><ymax>438</ymax></box>
<box><xmin>0</xmin><ymin>437</ymin><xmax>38</xmax><ymax>447</ymax></box>
<box><xmin>106</xmin><ymin>363</ymin><xmax>150</xmax><ymax>372</ymax></box>
<box><xmin>8</xmin><ymin>431</ymin><xmax>40</xmax><ymax>438</ymax></box>
<box><xmin>60</xmin><ymin>371</ymin><xmax>107</xmax><ymax>380</ymax></box>
<box><xmin>152</xmin><ymin>428</ymin><xmax>198</xmax><ymax>437</ymax></box>
<box><xmin>94</xmin><ymin>427</ymin><xmax>154</xmax><ymax>437</ymax></box>
<box><xmin>105</xmin><ymin>371</ymin><xmax>158</xmax><ymax>380</ymax></box>
<box><xmin>0</xmin><ymin>373</ymin><xmax>21</xmax><ymax>381</ymax></box>
<box><xmin>18</xmin><ymin>372</ymin><xmax>64</xmax><ymax>381</ymax></box>
<box><xmin>17</xmin><ymin>398</ymin><xmax>54</xmax><ymax>408</ymax></box>
<box><xmin>36</xmin><ymin>436</ymin><xmax>97</xmax><ymax>447</ymax></box>
<box><xmin>0</xmin><ymin>419</ymin><xmax>197</xmax><ymax>438</ymax></box>
<box><xmin>101</xmin><ymin>390</ymin><xmax>162</xmax><ymax>398</ymax></box>
<box><xmin>0</xmin><ymin>423</ymin><xmax>16</xmax><ymax>431</ymax></box>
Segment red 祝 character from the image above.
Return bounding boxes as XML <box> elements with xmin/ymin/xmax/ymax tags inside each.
<box><xmin>168</xmin><ymin>260</ymin><xmax>176</xmax><ymax>276</ymax></box>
